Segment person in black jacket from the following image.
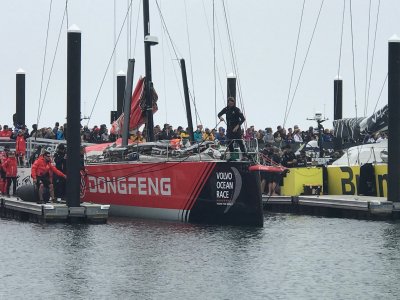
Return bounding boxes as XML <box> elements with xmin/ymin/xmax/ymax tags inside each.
<box><xmin>217</xmin><ymin>97</ymin><xmax>247</xmax><ymax>157</ymax></box>
<box><xmin>53</xmin><ymin>144</ymin><xmax>67</xmax><ymax>199</ymax></box>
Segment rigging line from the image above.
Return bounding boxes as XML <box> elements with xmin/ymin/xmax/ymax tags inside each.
<box><xmin>213</xmin><ymin>0</ymin><xmax>217</xmax><ymax>122</ymax></box>
<box><xmin>283</xmin><ymin>0</ymin><xmax>306</xmax><ymax>128</ymax></box>
<box><xmin>364</xmin><ymin>0</ymin><xmax>372</xmax><ymax>117</ymax></box>
<box><xmin>188</xmin><ymin>89</ymin><xmax>202</xmax><ymax>126</ymax></box>
<box><xmin>65</xmin><ymin>0</ymin><xmax>69</xmax><ymax>29</ymax></box>
<box><xmin>372</xmin><ymin>73</ymin><xmax>387</xmax><ymax>114</ymax></box>
<box><xmin>86</xmin><ymin>0</ymin><xmax>134</xmax><ymax>126</ymax></box>
<box><xmin>349</xmin><ymin>0</ymin><xmax>361</xmax><ymax>164</ymax></box>
<box><xmin>36</xmin><ymin>0</ymin><xmax>53</xmax><ymax>128</ymax></box>
<box><xmin>200</xmin><ymin>0</ymin><xmax>227</xmax><ymax>107</ymax></box>
<box><xmin>155</xmin><ymin>4</ymin><xmax>186</xmax><ymax>111</ymax></box>
<box><xmin>126</xmin><ymin>0</ymin><xmax>129</xmax><ymax>61</ymax></box>
<box><xmin>216</xmin><ymin>13</ymin><xmax>228</xmax><ymax>82</ymax></box>
<box><xmin>201</xmin><ymin>0</ymin><xmax>226</xmax><ymax>108</ymax></box>
<box><xmin>222</xmin><ymin>1</ymin><xmax>247</xmax><ymax>128</ymax></box>
<box><xmin>221</xmin><ymin>1</ymin><xmax>246</xmax><ymax>121</ymax></box>
<box><xmin>113</xmin><ymin>0</ymin><xmax>117</xmax><ymax>111</ymax></box>
<box><xmin>38</xmin><ymin>1</ymin><xmax>69</xmax><ymax>122</ymax></box>
<box><xmin>366</xmin><ymin>0</ymin><xmax>381</xmax><ymax>114</ymax></box>
<box><xmin>284</xmin><ymin>0</ymin><xmax>325</xmax><ymax>128</ymax></box>
<box><xmin>160</xmin><ymin>0</ymin><xmax>168</xmax><ymax>123</ymax></box>
<box><xmin>155</xmin><ymin>0</ymin><xmax>182</xmax><ymax>60</ymax></box>
<box><xmin>183</xmin><ymin>0</ymin><xmax>199</xmax><ymax>125</ymax></box>
<box><xmin>132</xmin><ymin>0</ymin><xmax>141</xmax><ymax>58</ymax></box>
<box><xmin>129</xmin><ymin>1</ymin><xmax>133</xmax><ymax>57</ymax></box>
<box><xmin>335</xmin><ymin>0</ymin><xmax>345</xmax><ymax>116</ymax></box>
<box><xmin>336</xmin><ymin>0</ymin><xmax>345</xmax><ymax>80</ymax></box>
<box><xmin>349</xmin><ymin>0</ymin><xmax>358</xmax><ymax>119</ymax></box>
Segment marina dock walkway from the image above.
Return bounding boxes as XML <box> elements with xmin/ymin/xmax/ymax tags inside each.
<box><xmin>263</xmin><ymin>194</ymin><xmax>400</xmax><ymax>220</ymax></box>
<box><xmin>0</xmin><ymin>196</ymin><xmax>109</xmax><ymax>223</ymax></box>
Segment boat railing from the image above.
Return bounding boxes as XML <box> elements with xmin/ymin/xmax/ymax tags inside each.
<box><xmin>86</xmin><ymin>137</ymin><xmax>260</xmax><ymax>164</ymax></box>
<box><xmin>25</xmin><ymin>137</ymin><xmax>93</xmax><ymax>167</ymax></box>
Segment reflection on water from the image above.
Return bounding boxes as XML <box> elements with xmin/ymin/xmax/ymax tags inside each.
<box><xmin>1</xmin><ymin>214</ymin><xmax>400</xmax><ymax>299</ymax></box>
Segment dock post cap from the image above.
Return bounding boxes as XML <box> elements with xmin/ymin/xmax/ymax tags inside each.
<box><xmin>227</xmin><ymin>72</ymin><xmax>236</xmax><ymax>78</ymax></box>
<box><xmin>389</xmin><ymin>34</ymin><xmax>400</xmax><ymax>42</ymax></box>
<box><xmin>334</xmin><ymin>75</ymin><xmax>342</xmax><ymax>80</ymax></box>
<box><xmin>117</xmin><ymin>70</ymin><xmax>126</xmax><ymax>76</ymax></box>
<box><xmin>68</xmin><ymin>24</ymin><xmax>81</xmax><ymax>33</ymax></box>
<box><xmin>16</xmin><ymin>68</ymin><xmax>25</xmax><ymax>74</ymax></box>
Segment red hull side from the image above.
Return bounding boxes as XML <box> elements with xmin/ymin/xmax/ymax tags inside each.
<box><xmin>82</xmin><ymin>161</ymin><xmax>215</xmax><ymax>210</ymax></box>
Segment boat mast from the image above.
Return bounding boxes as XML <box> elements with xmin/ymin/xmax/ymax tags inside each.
<box><xmin>143</xmin><ymin>0</ymin><xmax>157</xmax><ymax>142</ymax></box>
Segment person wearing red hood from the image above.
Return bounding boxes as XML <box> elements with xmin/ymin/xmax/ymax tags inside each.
<box><xmin>15</xmin><ymin>130</ymin><xmax>26</xmax><ymax>166</ymax></box>
<box><xmin>31</xmin><ymin>150</ymin><xmax>67</xmax><ymax>204</ymax></box>
<box><xmin>2</xmin><ymin>151</ymin><xmax>18</xmax><ymax>196</ymax></box>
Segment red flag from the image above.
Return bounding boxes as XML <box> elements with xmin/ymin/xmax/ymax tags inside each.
<box><xmin>111</xmin><ymin>77</ymin><xmax>158</xmax><ymax>135</ymax></box>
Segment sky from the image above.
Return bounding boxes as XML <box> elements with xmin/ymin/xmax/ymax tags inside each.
<box><xmin>0</xmin><ymin>0</ymin><xmax>399</xmax><ymax>133</ymax></box>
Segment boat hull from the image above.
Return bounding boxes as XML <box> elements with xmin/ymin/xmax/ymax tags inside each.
<box><xmin>82</xmin><ymin>161</ymin><xmax>263</xmax><ymax>226</ymax></box>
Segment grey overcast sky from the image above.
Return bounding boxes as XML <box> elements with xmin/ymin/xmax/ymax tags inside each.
<box><xmin>0</xmin><ymin>0</ymin><xmax>399</xmax><ymax>132</ymax></box>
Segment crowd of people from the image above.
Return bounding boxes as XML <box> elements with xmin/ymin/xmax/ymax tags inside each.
<box><xmin>0</xmin><ymin>95</ymin><xmax>388</xmax><ymax>199</ymax></box>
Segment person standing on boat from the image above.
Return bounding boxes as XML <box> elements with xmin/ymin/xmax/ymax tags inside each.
<box><xmin>217</xmin><ymin>97</ymin><xmax>247</xmax><ymax>157</ymax></box>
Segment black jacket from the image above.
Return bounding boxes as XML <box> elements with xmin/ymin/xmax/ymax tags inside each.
<box><xmin>217</xmin><ymin>106</ymin><xmax>245</xmax><ymax>130</ymax></box>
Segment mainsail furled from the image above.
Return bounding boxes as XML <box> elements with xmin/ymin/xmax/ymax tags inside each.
<box><xmin>111</xmin><ymin>77</ymin><xmax>158</xmax><ymax>135</ymax></box>
<box><xmin>333</xmin><ymin>104</ymin><xmax>388</xmax><ymax>139</ymax></box>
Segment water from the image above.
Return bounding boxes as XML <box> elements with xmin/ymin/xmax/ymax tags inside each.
<box><xmin>1</xmin><ymin>213</ymin><xmax>400</xmax><ymax>300</ymax></box>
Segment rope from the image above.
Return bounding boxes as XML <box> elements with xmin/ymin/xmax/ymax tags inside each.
<box><xmin>283</xmin><ymin>0</ymin><xmax>325</xmax><ymax>128</ymax></box>
<box><xmin>363</xmin><ymin>0</ymin><xmax>372</xmax><ymax>117</ymax></box>
<box><xmin>349</xmin><ymin>0</ymin><xmax>361</xmax><ymax>164</ymax></box>
<box><xmin>201</xmin><ymin>0</ymin><xmax>226</xmax><ymax>109</ymax></box>
<box><xmin>283</xmin><ymin>0</ymin><xmax>305</xmax><ymax>129</ymax></box>
<box><xmin>132</xmin><ymin>0</ymin><xmax>141</xmax><ymax>58</ymax></box>
<box><xmin>213</xmin><ymin>0</ymin><xmax>217</xmax><ymax>123</ymax></box>
<box><xmin>87</xmin><ymin>0</ymin><xmax>134</xmax><ymax>127</ymax></box>
<box><xmin>156</xmin><ymin>1</ymin><xmax>204</xmax><ymax>125</ymax></box>
<box><xmin>183</xmin><ymin>0</ymin><xmax>199</xmax><ymax>125</ymax></box>
<box><xmin>366</xmin><ymin>0</ymin><xmax>381</xmax><ymax>114</ymax></box>
<box><xmin>38</xmin><ymin>0</ymin><xmax>69</xmax><ymax>122</ymax></box>
<box><xmin>336</xmin><ymin>0</ymin><xmax>345</xmax><ymax>79</ymax></box>
<box><xmin>160</xmin><ymin>1</ymin><xmax>168</xmax><ymax>123</ymax></box>
<box><xmin>372</xmin><ymin>73</ymin><xmax>387</xmax><ymax>113</ymax></box>
<box><xmin>221</xmin><ymin>0</ymin><xmax>247</xmax><ymax>128</ymax></box>
<box><xmin>334</xmin><ymin>0</ymin><xmax>345</xmax><ymax>118</ymax></box>
<box><xmin>36</xmin><ymin>0</ymin><xmax>53</xmax><ymax>129</ymax></box>
<box><xmin>349</xmin><ymin>0</ymin><xmax>358</xmax><ymax>119</ymax></box>
<box><xmin>113</xmin><ymin>0</ymin><xmax>116</xmax><ymax>111</ymax></box>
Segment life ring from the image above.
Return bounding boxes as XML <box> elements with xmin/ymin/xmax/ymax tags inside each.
<box><xmin>249</xmin><ymin>164</ymin><xmax>286</xmax><ymax>173</ymax></box>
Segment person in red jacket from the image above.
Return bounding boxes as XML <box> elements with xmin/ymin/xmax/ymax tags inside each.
<box><xmin>0</xmin><ymin>125</ymin><xmax>12</xmax><ymax>138</ymax></box>
<box><xmin>15</xmin><ymin>130</ymin><xmax>26</xmax><ymax>166</ymax></box>
<box><xmin>3</xmin><ymin>151</ymin><xmax>18</xmax><ymax>196</ymax></box>
<box><xmin>0</xmin><ymin>157</ymin><xmax>5</xmax><ymax>195</ymax></box>
<box><xmin>31</xmin><ymin>150</ymin><xmax>67</xmax><ymax>204</ymax></box>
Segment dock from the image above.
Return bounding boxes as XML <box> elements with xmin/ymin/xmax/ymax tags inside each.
<box><xmin>263</xmin><ymin>194</ymin><xmax>400</xmax><ymax>220</ymax></box>
<box><xmin>0</xmin><ymin>196</ymin><xmax>109</xmax><ymax>224</ymax></box>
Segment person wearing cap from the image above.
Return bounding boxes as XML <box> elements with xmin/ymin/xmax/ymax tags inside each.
<box><xmin>217</xmin><ymin>97</ymin><xmax>247</xmax><ymax>158</ymax></box>
<box><xmin>15</xmin><ymin>130</ymin><xmax>26</xmax><ymax>166</ymax></box>
<box><xmin>31</xmin><ymin>151</ymin><xmax>67</xmax><ymax>204</ymax></box>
